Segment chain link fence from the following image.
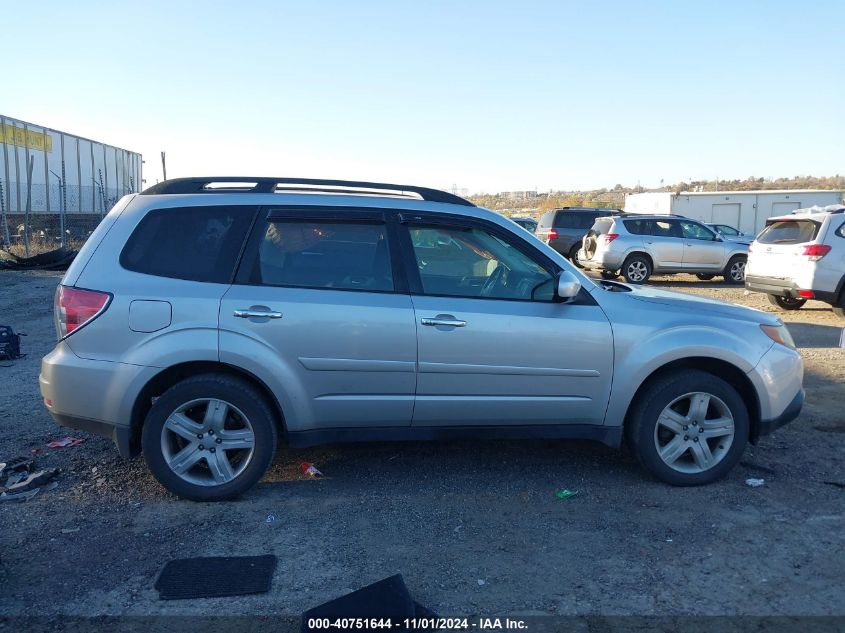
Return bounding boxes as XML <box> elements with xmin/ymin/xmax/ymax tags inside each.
<box><xmin>0</xmin><ymin>115</ymin><xmax>142</xmax><ymax>256</ymax></box>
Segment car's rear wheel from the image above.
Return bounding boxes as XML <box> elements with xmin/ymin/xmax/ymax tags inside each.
<box><xmin>568</xmin><ymin>244</ymin><xmax>584</xmax><ymax>269</ymax></box>
<box><xmin>626</xmin><ymin>369</ymin><xmax>748</xmax><ymax>486</ymax></box>
<box><xmin>696</xmin><ymin>274</ymin><xmax>715</xmax><ymax>281</ymax></box>
<box><xmin>142</xmin><ymin>373</ymin><xmax>278</xmax><ymax>501</ymax></box>
<box><xmin>600</xmin><ymin>270</ymin><xmax>619</xmax><ymax>280</ymax></box>
<box><xmin>767</xmin><ymin>294</ymin><xmax>807</xmax><ymax>310</ymax></box>
<box><xmin>723</xmin><ymin>255</ymin><xmax>746</xmax><ymax>284</ymax></box>
<box><xmin>622</xmin><ymin>255</ymin><xmax>652</xmax><ymax>284</ymax></box>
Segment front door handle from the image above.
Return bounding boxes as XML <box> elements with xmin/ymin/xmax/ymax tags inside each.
<box><xmin>421</xmin><ymin>317</ymin><xmax>467</xmax><ymax>327</ymax></box>
<box><xmin>234</xmin><ymin>309</ymin><xmax>283</xmax><ymax>319</ymax></box>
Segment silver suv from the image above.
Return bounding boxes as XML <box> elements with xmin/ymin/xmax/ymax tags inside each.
<box><xmin>40</xmin><ymin>178</ymin><xmax>804</xmax><ymax>500</ymax></box>
<box><xmin>579</xmin><ymin>215</ymin><xmax>749</xmax><ymax>284</ymax></box>
<box><xmin>745</xmin><ymin>205</ymin><xmax>845</xmax><ymax>317</ymax></box>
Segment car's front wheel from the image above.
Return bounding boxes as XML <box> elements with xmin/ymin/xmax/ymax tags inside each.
<box><xmin>142</xmin><ymin>373</ymin><xmax>278</xmax><ymax>501</ymax></box>
<box><xmin>600</xmin><ymin>270</ymin><xmax>619</xmax><ymax>280</ymax></box>
<box><xmin>626</xmin><ymin>369</ymin><xmax>749</xmax><ymax>486</ymax></box>
<box><xmin>696</xmin><ymin>273</ymin><xmax>715</xmax><ymax>281</ymax></box>
<box><xmin>622</xmin><ymin>255</ymin><xmax>652</xmax><ymax>284</ymax></box>
<box><xmin>767</xmin><ymin>294</ymin><xmax>807</xmax><ymax>310</ymax></box>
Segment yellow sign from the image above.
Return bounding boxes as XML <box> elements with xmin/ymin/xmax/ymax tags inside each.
<box><xmin>1</xmin><ymin>123</ymin><xmax>53</xmax><ymax>153</ymax></box>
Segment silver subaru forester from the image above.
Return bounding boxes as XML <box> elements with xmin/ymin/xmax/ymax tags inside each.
<box><xmin>40</xmin><ymin>178</ymin><xmax>804</xmax><ymax>500</ymax></box>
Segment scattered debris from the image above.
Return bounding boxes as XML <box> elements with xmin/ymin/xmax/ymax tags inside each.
<box><xmin>61</xmin><ymin>528</ymin><xmax>80</xmax><ymax>534</ymax></box>
<box><xmin>300</xmin><ymin>462</ymin><xmax>323</xmax><ymax>478</ymax></box>
<box><xmin>265</xmin><ymin>514</ymin><xmax>276</xmax><ymax>524</ymax></box>
<box><xmin>823</xmin><ymin>481</ymin><xmax>845</xmax><ymax>489</ymax></box>
<box><xmin>665</xmin><ymin>538</ymin><xmax>673</xmax><ymax>543</ymax></box>
<box><xmin>745</xmin><ymin>478</ymin><xmax>765</xmax><ymax>488</ymax></box>
<box><xmin>740</xmin><ymin>460</ymin><xmax>776</xmax><ymax>475</ymax></box>
<box><xmin>155</xmin><ymin>555</ymin><xmax>277</xmax><ymax>600</ymax></box>
<box><xmin>47</xmin><ymin>437</ymin><xmax>85</xmax><ymax>449</ymax></box>
<box><xmin>5</xmin><ymin>468</ymin><xmax>59</xmax><ymax>493</ymax></box>
<box><xmin>555</xmin><ymin>489</ymin><xmax>580</xmax><ymax>500</ymax></box>
<box><xmin>477</xmin><ymin>579</ymin><xmax>485</xmax><ymax>586</ymax></box>
<box><xmin>0</xmin><ymin>246</ymin><xmax>77</xmax><ymax>271</ymax></box>
<box><xmin>0</xmin><ymin>488</ymin><xmax>41</xmax><ymax>503</ymax></box>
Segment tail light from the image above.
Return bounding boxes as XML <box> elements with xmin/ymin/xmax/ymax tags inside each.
<box><xmin>55</xmin><ymin>285</ymin><xmax>111</xmax><ymax>339</ymax></box>
<box><xmin>602</xmin><ymin>233</ymin><xmax>619</xmax><ymax>244</ymax></box>
<box><xmin>798</xmin><ymin>290</ymin><xmax>815</xmax><ymax>298</ymax></box>
<box><xmin>801</xmin><ymin>244</ymin><xmax>831</xmax><ymax>261</ymax></box>
<box><xmin>547</xmin><ymin>228</ymin><xmax>558</xmax><ymax>240</ymax></box>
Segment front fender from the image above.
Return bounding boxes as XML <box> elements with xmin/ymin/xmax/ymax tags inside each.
<box><xmin>603</xmin><ymin>323</ymin><xmax>773</xmax><ymax>427</ymax></box>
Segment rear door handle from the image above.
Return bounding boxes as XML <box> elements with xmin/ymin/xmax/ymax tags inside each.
<box><xmin>234</xmin><ymin>309</ymin><xmax>283</xmax><ymax>319</ymax></box>
<box><xmin>421</xmin><ymin>317</ymin><xmax>467</xmax><ymax>327</ymax></box>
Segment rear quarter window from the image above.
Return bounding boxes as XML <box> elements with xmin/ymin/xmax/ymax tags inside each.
<box><xmin>120</xmin><ymin>206</ymin><xmax>255</xmax><ymax>282</ymax></box>
<box><xmin>589</xmin><ymin>217</ymin><xmax>615</xmax><ymax>234</ymax></box>
<box><xmin>757</xmin><ymin>220</ymin><xmax>820</xmax><ymax>245</ymax></box>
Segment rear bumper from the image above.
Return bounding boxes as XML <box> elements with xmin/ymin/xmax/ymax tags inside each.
<box><xmin>49</xmin><ymin>412</ymin><xmax>134</xmax><ymax>457</ymax></box>
<box><xmin>580</xmin><ymin>252</ymin><xmax>624</xmax><ymax>271</ymax></box>
<box><xmin>745</xmin><ymin>275</ymin><xmax>837</xmax><ymax>305</ymax></box>
<box><xmin>40</xmin><ymin>341</ymin><xmax>153</xmax><ymax>457</ymax></box>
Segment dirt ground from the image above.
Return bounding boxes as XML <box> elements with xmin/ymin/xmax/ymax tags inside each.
<box><xmin>0</xmin><ymin>269</ymin><xmax>843</xmax><ymax>619</ymax></box>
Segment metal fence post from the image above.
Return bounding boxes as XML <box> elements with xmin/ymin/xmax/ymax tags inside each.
<box><xmin>24</xmin><ymin>154</ymin><xmax>34</xmax><ymax>256</ymax></box>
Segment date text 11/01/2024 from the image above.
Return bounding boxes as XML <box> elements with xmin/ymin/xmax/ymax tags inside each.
<box><xmin>306</xmin><ymin>618</ymin><xmax>528</xmax><ymax>629</ymax></box>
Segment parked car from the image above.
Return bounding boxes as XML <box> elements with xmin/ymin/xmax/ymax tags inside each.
<box><xmin>579</xmin><ymin>215</ymin><xmax>749</xmax><ymax>284</ymax></box>
<box><xmin>41</xmin><ymin>178</ymin><xmax>803</xmax><ymax>500</ymax></box>
<box><xmin>536</xmin><ymin>207</ymin><xmax>620</xmax><ymax>267</ymax></box>
<box><xmin>510</xmin><ymin>216</ymin><xmax>538</xmax><ymax>233</ymax></box>
<box><xmin>745</xmin><ymin>205</ymin><xmax>845</xmax><ymax>317</ymax></box>
<box><xmin>706</xmin><ymin>223</ymin><xmax>753</xmax><ymax>243</ymax></box>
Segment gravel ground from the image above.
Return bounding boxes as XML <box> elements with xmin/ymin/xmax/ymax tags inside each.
<box><xmin>0</xmin><ymin>270</ymin><xmax>843</xmax><ymax>618</ymax></box>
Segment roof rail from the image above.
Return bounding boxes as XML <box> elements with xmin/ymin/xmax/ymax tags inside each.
<box><xmin>140</xmin><ymin>177</ymin><xmax>475</xmax><ymax>207</ymax></box>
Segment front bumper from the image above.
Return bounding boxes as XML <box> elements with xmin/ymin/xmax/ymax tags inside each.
<box><xmin>754</xmin><ymin>389</ymin><xmax>804</xmax><ymax>442</ymax></box>
<box><xmin>746</xmin><ymin>342</ymin><xmax>804</xmax><ymax>443</ymax></box>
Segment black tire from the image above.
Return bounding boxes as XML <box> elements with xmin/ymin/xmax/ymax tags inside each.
<box><xmin>142</xmin><ymin>373</ymin><xmax>278</xmax><ymax>501</ymax></box>
<box><xmin>723</xmin><ymin>255</ymin><xmax>747</xmax><ymax>285</ymax></box>
<box><xmin>767</xmin><ymin>294</ymin><xmax>806</xmax><ymax>310</ymax></box>
<box><xmin>626</xmin><ymin>369</ymin><xmax>749</xmax><ymax>486</ymax></box>
<box><xmin>696</xmin><ymin>274</ymin><xmax>715</xmax><ymax>281</ymax></box>
<box><xmin>600</xmin><ymin>270</ymin><xmax>619</xmax><ymax>280</ymax></box>
<box><xmin>622</xmin><ymin>254</ymin><xmax>652</xmax><ymax>284</ymax></box>
<box><xmin>568</xmin><ymin>243</ymin><xmax>584</xmax><ymax>269</ymax></box>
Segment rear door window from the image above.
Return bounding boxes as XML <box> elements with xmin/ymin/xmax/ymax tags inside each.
<box><xmin>120</xmin><ymin>206</ymin><xmax>256</xmax><ymax>282</ymax></box>
<box><xmin>648</xmin><ymin>220</ymin><xmax>682</xmax><ymax>238</ymax></box>
<box><xmin>758</xmin><ymin>220</ymin><xmax>820</xmax><ymax>244</ymax></box>
<box><xmin>680</xmin><ymin>221</ymin><xmax>717</xmax><ymax>241</ymax></box>
<box><xmin>250</xmin><ymin>220</ymin><xmax>394</xmax><ymax>292</ymax></box>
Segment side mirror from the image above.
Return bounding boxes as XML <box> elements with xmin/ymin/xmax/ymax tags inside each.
<box><xmin>556</xmin><ymin>270</ymin><xmax>581</xmax><ymax>302</ymax></box>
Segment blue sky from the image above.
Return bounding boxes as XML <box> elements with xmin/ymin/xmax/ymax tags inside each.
<box><xmin>4</xmin><ymin>0</ymin><xmax>843</xmax><ymax>193</ymax></box>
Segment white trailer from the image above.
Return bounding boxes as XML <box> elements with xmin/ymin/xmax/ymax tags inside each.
<box><xmin>624</xmin><ymin>190</ymin><xmax>844</xmax><ymax>236</ymax></box>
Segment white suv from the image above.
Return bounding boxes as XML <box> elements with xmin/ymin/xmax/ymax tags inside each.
<box><xmin>745</xmin><ymin>205</ymin><xmax>845</xmax><ymax>317</ymax></box>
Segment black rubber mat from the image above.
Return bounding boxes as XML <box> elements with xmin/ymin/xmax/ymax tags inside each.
<box><xmin>155</xmin><ymin>555</ymin><xmax>277</xmax><ymax>600</ymax></box>
<box><xmin>301</xmin><ymin>575</ymin><xmax>436</xmax><ymax>632</ymax></box>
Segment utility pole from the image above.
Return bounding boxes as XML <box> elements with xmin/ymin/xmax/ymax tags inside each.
<box><xmin>24</xmin><ymin>155</ymin><xmax>34</xmax><ymax>256</ymax></box>
<box><xmin>161</xmin><ymin>151</ymin><xmax>167</xmax><ymax>181</ymax></box>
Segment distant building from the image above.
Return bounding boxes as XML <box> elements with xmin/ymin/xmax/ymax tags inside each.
<box><xmin>624</xmin><ymin>190</ymin><xmax>844</xmax><ymax>234</ymax></box>
<box><xmin>501</xmin><ymin>190</ymin><xmax>538</xmax><ymax>201</ymax></box>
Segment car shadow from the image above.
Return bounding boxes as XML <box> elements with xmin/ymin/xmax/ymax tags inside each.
<box><xmin>786</xmin><ymin>322</ymin><xmax>844</xmax><ymax>348</ymax></box>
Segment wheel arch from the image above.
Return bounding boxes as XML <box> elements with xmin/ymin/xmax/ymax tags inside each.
<box><xmin>622</xmin><ymin>357</ymin><xmax>761</xmax><ymax>444</ymax></box>
<box><xmin>127</xmin><ymin>361</ymin><xmax>286</xmax><ymax>457</ymax></box>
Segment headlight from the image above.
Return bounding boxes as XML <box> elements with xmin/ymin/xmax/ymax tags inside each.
<box><xmin>760</xmin><ymin>324</ymin><xmax>796</xmax><ymax>349</ymax></box>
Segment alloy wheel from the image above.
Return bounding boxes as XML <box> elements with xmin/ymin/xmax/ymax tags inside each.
<box><xmin>627</xmin><ymin>261</ymin><xmax>648</xmax><ymax>282</ymax></box>
<box><xmin>730</xmin><ymin>260</ymin><xmax>746</xmax><ymax>282</ymax></box>
<box><xmin>653</xmin><ymin>392</ymin><xmax>735</xmax><ymax>474</ymax></box>
<box><xmin>160</xmin><ymin>398</ymin><xmax>255</xmax><ymax>486</ymax></box>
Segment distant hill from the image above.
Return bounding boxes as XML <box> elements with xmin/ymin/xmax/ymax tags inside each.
<box><xmin>471</xmin><ymin>175</ymin><xmax>845</xmax><ymax>215</ymax></box>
